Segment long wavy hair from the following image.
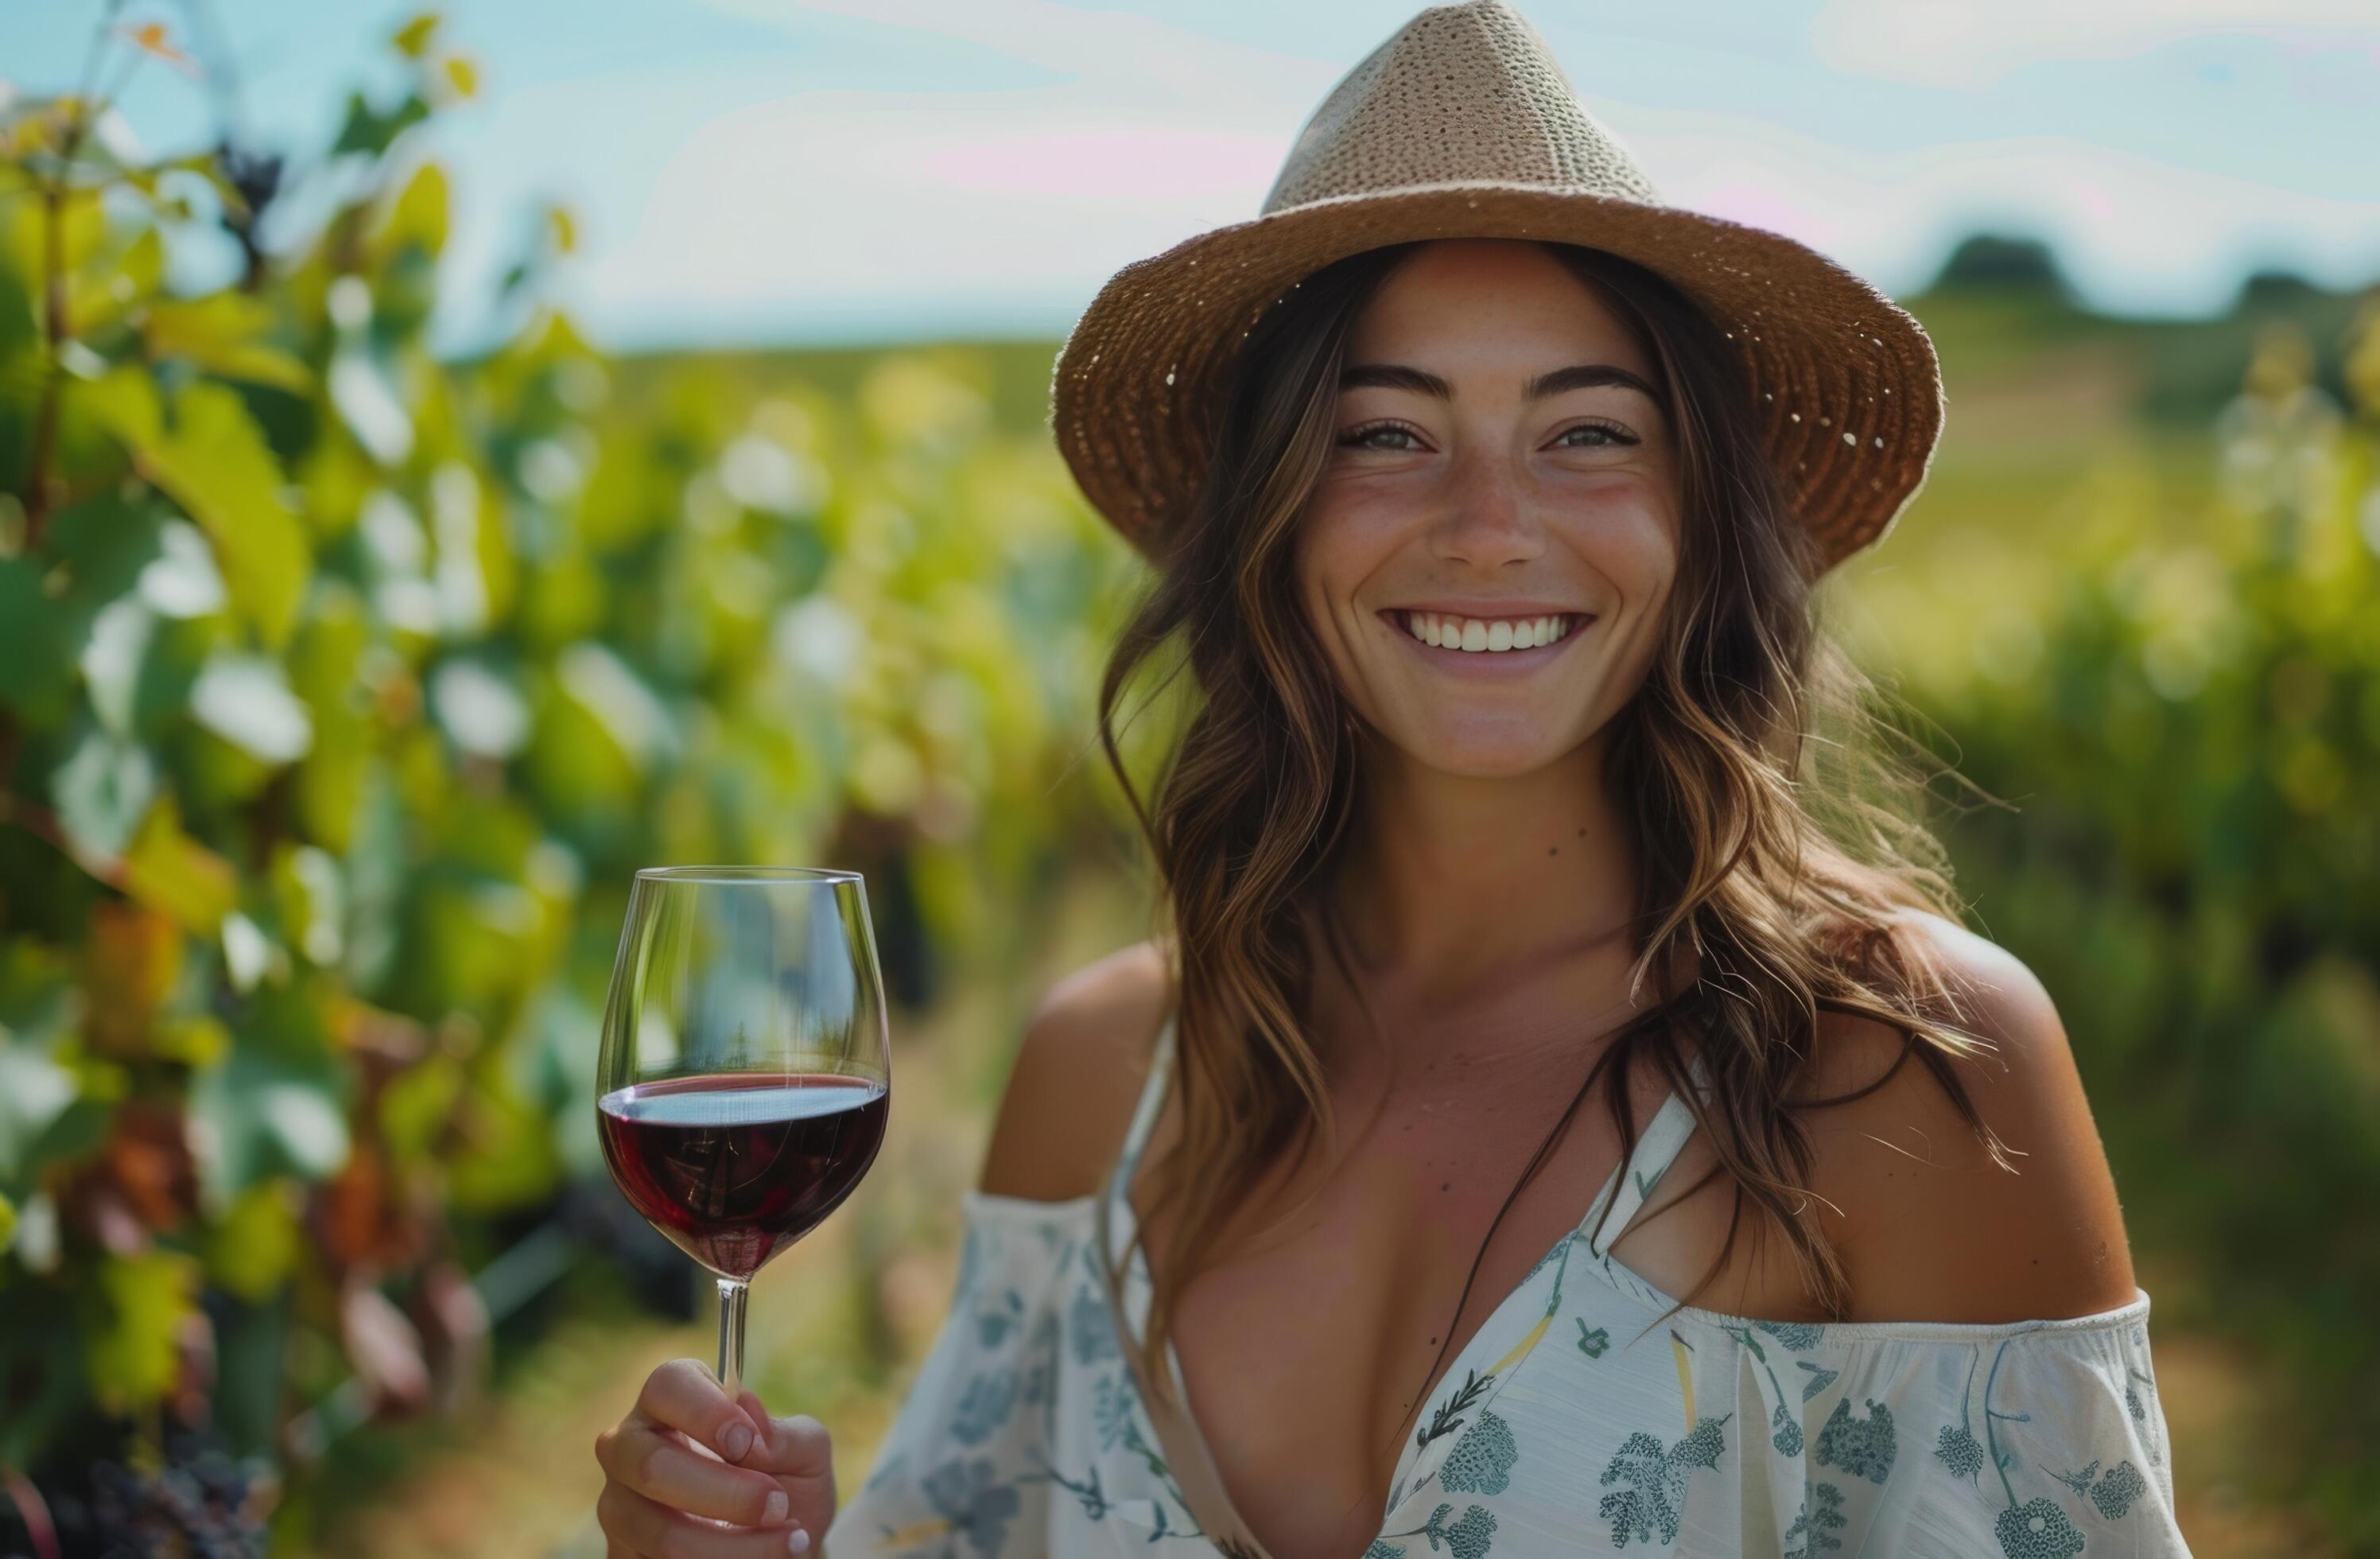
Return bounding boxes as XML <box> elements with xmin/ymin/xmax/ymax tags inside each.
<box><xmin>1093</xmin><ymin>238</ymin><xmax>2017</xmax><ymax>1409</ymax></box>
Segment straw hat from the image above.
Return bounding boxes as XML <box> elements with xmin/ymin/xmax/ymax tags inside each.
<box><xmin>1047</xmin><ymin>0</ymin><xmax>1944</xmax><ymax>577</ymax></box>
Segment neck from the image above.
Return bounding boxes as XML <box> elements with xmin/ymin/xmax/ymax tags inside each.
<box><xmin>1322</xmin><ymin>727</ymin><xmax>1642</xmax><ymax>1008</ymax></box>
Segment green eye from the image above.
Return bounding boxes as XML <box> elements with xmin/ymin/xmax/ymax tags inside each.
<box><xmin>1339</xmin><ymin>422</ymin><xmax>1419</xmax><ymax>449</ymax></box>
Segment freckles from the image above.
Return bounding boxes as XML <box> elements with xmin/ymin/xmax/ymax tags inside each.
<box><xmin>1555</xmin><ymin>497</ymin><xmax>1674</xmax><ymax>570</ymax></box>
<box><xmin>1327</xmin><ymin>494</ymin><xmax>1423</xmax><ymax>550</ymax></box>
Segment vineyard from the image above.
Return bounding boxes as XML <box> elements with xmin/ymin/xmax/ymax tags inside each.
<box><xmin>2</xmin><ymin>12</ymin><xmax>2377</xmax><ymax>1557</ymax></box>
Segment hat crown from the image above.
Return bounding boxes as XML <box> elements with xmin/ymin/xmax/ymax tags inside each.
<box><xmin>1261</xmin><ymin>0</ymin><xmax>1661</xmax><ymax>216</ymax></box>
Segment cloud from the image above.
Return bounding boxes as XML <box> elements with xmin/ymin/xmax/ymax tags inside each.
<box><xmin>1621</xmin><ymin>106</ymin><xmax>2380</xmax><ymax>307</ymax></box>
<box><xmin>564</xmin><ymin>0</ymin><xmax>1336</xmax><ymax>342</ymax></box>
<box><xmin>916</xmin><ymin>125</ymin><xmax>1286</xmax><ymax>200</ymax></box>
<box><xmin>689</xmin><ymin>0</ymin><xmax>1337</xmax><ymax>119</ymax></box>
<box><xmin>526</xmin><ymin>0</ymin><xmax>2378</xmax><ymax>347</ymax></box>
<box><xmin>577</xmin><ymin>89</ymin><xmax>1287</xmax><ymax>333</ymax></box>
<box><xmin>1810</xmin><ymin>0</ymin><xmax>2380</xmax><ymax>88</ymax></box>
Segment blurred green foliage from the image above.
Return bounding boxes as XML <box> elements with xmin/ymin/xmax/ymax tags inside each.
<box><xmin>0</xmin><ymin>10</ymin><xmax>1140</xmax><ymax>1528</ymax></box>
<box><xmin>1851</xmin><ymin>309</ymin><xmax>2380</xmax><ymax>1544</ymax></box>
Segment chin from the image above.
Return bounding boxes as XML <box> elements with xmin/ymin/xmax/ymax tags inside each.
<box><xmin>1393</xmin><ymin>721</ymin><xmax>1582</xmax><ymax>780</ymax></box>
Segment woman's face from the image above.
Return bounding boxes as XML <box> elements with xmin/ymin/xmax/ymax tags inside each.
<box><xmin>1295</xmin><ymin>239</ymin><xmax>1683</xmax><ymax>779</ymax></box>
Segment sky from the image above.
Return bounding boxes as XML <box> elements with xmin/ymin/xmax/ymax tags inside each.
<box><xmin>3</xmin><ymin>0</ymin><xmax>2376</xmax><ymax>356</ymax></box>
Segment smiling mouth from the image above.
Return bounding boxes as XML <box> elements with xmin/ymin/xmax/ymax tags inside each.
<box><xmin>1388</xmin><ymin>610</ymin><xmax>1588</xmax><ymax>653</ymax></box>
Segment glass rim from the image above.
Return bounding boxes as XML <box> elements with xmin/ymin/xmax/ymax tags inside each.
<box><xmin>632</xmin><ymin>865</ymin><xmax>864</xmax><ymax>886</ymax></box>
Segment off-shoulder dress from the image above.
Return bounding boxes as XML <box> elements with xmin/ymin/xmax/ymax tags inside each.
<box><xmin>826</xmin><ymin>1013</ymin><xmax>2191</xmax><ymax>1557</ymax></box>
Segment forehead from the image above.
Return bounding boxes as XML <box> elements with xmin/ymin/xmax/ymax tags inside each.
<box><xmin>1342</xmin><ymin>239</ymin><xmax>1647</xmax><ymax>378</ymax></box>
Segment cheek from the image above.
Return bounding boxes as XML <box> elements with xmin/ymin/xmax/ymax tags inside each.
<box><xmin>1613</xmin><ymin>519</ymin><xmax>1680</xmax><ymax>602</ymax></box>
<box><xmin>1607</xmin><ymin>529</ymin><xmax>1683</xmax><ymax>696</ymax></box>
<box><xmin>1294</xmin><ymin>508</ymin><xmax>1383</xmax><ymax>645</ymax></box>
<box><xmin>1545</xmin><ymin>479</ymin><xmax>1679</xmax><ymax>601</ymax></box>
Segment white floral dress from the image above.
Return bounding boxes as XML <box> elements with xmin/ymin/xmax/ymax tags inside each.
<box><xmin>825</xmin><ymin>1016</ymin><xmax>2192</xmax><ymax>1557</ymax></box>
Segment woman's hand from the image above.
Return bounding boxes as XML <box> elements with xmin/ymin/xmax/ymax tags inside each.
<box><xmin>595</xmin><ymin>1359</ymin><xmax>836</xmax><ymax>1557</ymax></box>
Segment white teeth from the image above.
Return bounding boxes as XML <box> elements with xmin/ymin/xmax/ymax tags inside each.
<box><xmin>1398</xmin><ymin>612</ymin><xmax>1576</xmax><ymax>653</ymax></box>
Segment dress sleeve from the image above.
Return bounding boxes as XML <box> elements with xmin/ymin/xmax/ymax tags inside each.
<box><xmin>1733</xmin><ymin>1304</ymin><xmax>2191</xmax><ymax>1557</ymax></box>
<box><xmin>822</xmin><ymin>1192</ymin><xmax>1083</xmax><ymax>1558</ymax></box>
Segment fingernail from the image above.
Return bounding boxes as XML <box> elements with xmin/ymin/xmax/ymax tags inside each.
<box><xmin>764</xmin><ymin>1491</ymin><xmax>788</xmax><ymax>1524</ymax></box>
<box><xmin>723</xmin><ymin>1422</ymin><xmax>753</xmax><ymax>1461</ymax></box>
<box><xmin>786</xmin><ymin>1527</ymin><xmax>811</xmax><ymax>1554</ymax></box>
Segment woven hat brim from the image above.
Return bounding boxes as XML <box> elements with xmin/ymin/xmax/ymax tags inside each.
<box><xmin>1048</xmin><ymin>182</ymin><xmax>1946</xmax><ymax>575</ymax></box>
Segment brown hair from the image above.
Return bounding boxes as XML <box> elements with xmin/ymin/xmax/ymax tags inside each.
<box><xmin>1093</xmin><ymin>239</ymin><xmax>2015</xmax><ymax>1415</ymax></box>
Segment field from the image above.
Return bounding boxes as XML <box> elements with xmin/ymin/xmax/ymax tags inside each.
<box><xmin>2</xmin><ymin>27</ymin><xmax>2375</xmax><ymax>1553</ymax></box>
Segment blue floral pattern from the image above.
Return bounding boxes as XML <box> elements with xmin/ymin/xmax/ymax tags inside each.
<box><xmin>1066</xmin><ymin>1282</ymin><xmax>1118</xmax><ymax>1366</ymax></box>
<box><xmin>1782</xmin><ymin>1483</ymin><xmax>1846</xmax><ymax>1557</ymax></box>
<box><xmin>827</xmin><ymin>1087</ymin><xmax>2187</xmax><ymax>1556</ymax></box>
<box><xmin>918</xmin><ymin>1457</ymin><xmax>1020</xmax><ymax>1555</ymax></box>
<box><xmin>950</xmin><ymin>1370</ymin><xmax>1019</xmax><ymax>1446</ymax></box>
<box><xmin>1376</xmin><ymin>1502</ymin><xmax>1497</xmax><ymax>1558</ymax></box>
<box><xmin>1438</xmin><ymin>1412</ymin><xmax>1518</xmax><ymax>1495</ymax></box>
<box><xmin>1598</xmin><ymin>1415</ymin><xmax>1730</xmax><ymax>1548</ymax></box>
<box><xmin>1814</xmin><ymin>1398</ymin><xmax>1897</xmax><ymax>1483</ymax></box>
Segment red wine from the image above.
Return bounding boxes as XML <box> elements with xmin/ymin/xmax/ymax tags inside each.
<box><xmin>597</xmin><ymin>1072</ymin><xmax>888</xmax><ymax>1279</ymax></box>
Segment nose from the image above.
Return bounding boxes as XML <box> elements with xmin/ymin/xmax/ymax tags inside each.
<box><xmin>1430</xmin><ymin>455</ymin><xmax>1545</xmax><ymax>570</ymax></box>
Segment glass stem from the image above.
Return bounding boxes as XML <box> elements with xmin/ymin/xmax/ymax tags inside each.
<box><xmin>716</xmin><ymin>1277</ymin><xmax>748</xmax><ymax>1402</ymax></box>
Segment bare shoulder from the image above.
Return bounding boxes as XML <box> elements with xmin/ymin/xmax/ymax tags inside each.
<box><xmin>976</xmin><ymin>938</ymin><xmax>1175</xmax><ymax>1203</ymax></box>
<box><xmin>1799</xmin><ymin>910</ymin><xmax>2141</xmax><ymax>1324</ymax></box>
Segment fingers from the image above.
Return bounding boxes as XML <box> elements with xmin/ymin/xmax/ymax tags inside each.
<box><xmin>632</xmin><ymin>1359</ymin><xmax>768</xmax><ymax>1464</ymax></box>
<box><xmin>596</xmin><ymin>1483</ymin><xmax>814</xmax><ymax>1558</ymax></box>
<box><xmin>736</xmin><ymin>1388</ymin><xmax>837</xmax><ymax>1535</ymax></box>
<box><xmin>593</xmin><ymin>1363</ymin><xmax>836</xmax><ymax>1555</ymax></box>
<box><xmin>736</xmin><ymin>1390</ymin><xmax>836</xmax><ymax>1480</ymax></box>
<box><xmin>596</xmin><ymin>1421</ymin><xmax>791</xmax><ymax>1530</ymax></box>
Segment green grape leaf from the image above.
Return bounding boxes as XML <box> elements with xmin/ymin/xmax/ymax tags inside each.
<box><xmin>189</xmin><ymin>653</ymin><xmax>314</xmax><ymax>763</ymax></box>
<box><xmin>83</xmin><ymin>1250</ymin><xmax>200</xmax><ymax>1414</ymax></box>
<box><xmin>143</xmin><ymin>293</ymin><xmax>313</xmax><ymax>394</ymax></box>
<box><xmin>189</xmin><ymin>1032</ymin><xmax>351</xmax><ymax>1199</ymax></box>
<box><xmin>332</xmin><ymin>87</ymin><xmax>430</xmax><ymax>160</ymax></box>
<box><xmin>202</xmin><ymin>1181</ymin><xmax>305</xmax><ymax>1301</ymax></box>
<box><xmin>0</xmin><ymin>247</ymin><xmax>34</xmax><ymax>358</ymax></box>
<box><xmin>52</xmin><ymin>717</ymin><xmax>157</xmax><ymax>858</ymax></box>
<box><xmin>0</xmin><ymin>493</ymin><xmax>166</xmax><ymax>722</ymax></box>
<box><xmin>97</xmin><ymin>382</ymin><xmax>309</xmax><ymax>646</ymax></box>
<box><xmin>442</xmin><ymin>1067</ymin><xmax>561</xmax><ymax>1215</ymax></box>
<box><xmin>118</xmin><ymin>795</ymin><xmax>238</xmax><ymax>932</ymax></box>
<box><xmin>0</xmin><ymin>556</ymin><xmax>91</xmax><ymax>721</ymax></box>
<box><xmin>0</xmin><ymin>1034</ymin><xmax>82</xmax><ymax>1184</ymax></box>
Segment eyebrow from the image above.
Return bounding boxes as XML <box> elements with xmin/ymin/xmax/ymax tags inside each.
<box><xmin>1338</xmin><ymin>361</ymin><xmax>1662</xmax><ymax>405</ymax></box>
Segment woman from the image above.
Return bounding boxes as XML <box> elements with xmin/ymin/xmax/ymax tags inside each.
<box><xmin>592</xmin><ymin>4</ymin><xmax>2190</xmax><ymax>1555</ymax></box>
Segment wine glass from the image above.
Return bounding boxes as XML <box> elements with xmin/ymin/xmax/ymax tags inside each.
<box><xmin>595</xmin><ymin>866</ymin><xmax>891</xmax><ymax>1401</ymax></box>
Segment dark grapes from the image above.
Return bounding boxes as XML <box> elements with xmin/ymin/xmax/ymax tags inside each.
<box><xmin>18</xmin><ymin>1427</ymin><xmax>273</xmax><ymax>1559</ymax></box>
